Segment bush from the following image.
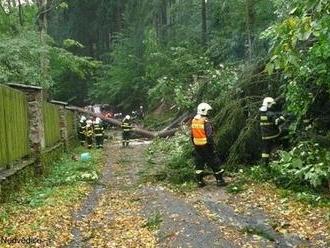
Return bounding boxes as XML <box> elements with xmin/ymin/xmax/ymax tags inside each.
<box><xmin>271</xmin><ymin>141</ymin><xmax>330</xmax><ymax>189</ymax></box>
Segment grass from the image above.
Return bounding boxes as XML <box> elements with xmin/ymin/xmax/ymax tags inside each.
<box><xmin>143</xmin><ymin>210</ymin><xmax>163</xmax><ymax>231</ymax></box>
<box><xmin>226</xmin><ymin>178</ymin><xmax>247</xmax><ymax>194</ymax></box>
<box><xmin>5</xmin><ymin>147</ymin><xmax>103</xmax><ymax>207</ymax></box>
<box><xmin>0</xmin><ymin>146</ymin><xmax>104</xmax><ymax>245</ymax></box>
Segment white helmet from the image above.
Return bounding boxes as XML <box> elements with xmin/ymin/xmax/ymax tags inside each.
<box><xmin>95</xmin><ymin>117</ymin><xmax>101</xmax><ymax>124</ymax></box>
<box><xmin>125</xmin><ymin>115</ymin><xmax>131</xmax><ymax>120</ymax></box>
<box><xmin>86</xmin><ymin>119</ymin><xmax>93</xmax><ymax>125</ymax></box>
<box><xmin>80</xmin><ymin>115</ymin><xmax>86</xmax><ymax>122</ymax></box>
<box><xmin>262</xmin><ymin>97</ymin><xmax>276</xmax><ymax>109</ymax></box>
<box><xmin>197</xmin><ymin>103</ymin><xmax>212</xmax><ymax>116</ymax></box>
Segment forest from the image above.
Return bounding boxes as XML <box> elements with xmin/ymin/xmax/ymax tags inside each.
<box><xmin>0</xmin><ymin>0</ymin><xmax>329</xmax><ymax>246</ymax></box>
<box><xmin>1</xmin><ymin>0</ymin><xmax>328</xmax><ymax>190</ymax></box>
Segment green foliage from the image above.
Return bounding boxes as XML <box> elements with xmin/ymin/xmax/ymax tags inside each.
<box><xmin>0</xmin><ymin>1</ymin><xmax>100</xmax><ymax>105</ymax></box>
<box><xmin>271</xmin><ymin>141</ymin><xmax>330</xmax><ymax>189</ymax></box>
<box><xmin>0</xmin><ymin>85</ymin><xmax>29</xmax><ymax>169</ymax></box>
<box><xmin>143</xmin><ymin>211</ymin><xmax>162</xmax><ymax>231</ymax></box>
<box><xmin>230</xmin><ymin>167</ymin><xmax>330</xmax><ymax>206</ymax></box>
<box><xmin>6</xmin><ymin>148</ymin><xmax>102</xmax><ymax>208</ymax></box>
<box><xmin>0</xmin><ymin>32</ymin><xmax>52</xmax><ymax>87</ymax></box>
<box><xmin>145</xmin><ymin>132</ymin><xmax>195</xmax><ymax>185</ymax></box>
<box><xmin>146</xmin><ymin>41</ymin><xmax>238</xmax><ymax>111</ymax></box>
<box><xmin>0</xmin><ymin>3</ymin><xmax>37</xmax><ymax>34</ymax></box>
<box><xmin>142</xmin><ymin>110</ymin><xmax>176</xmax><ymax>129</ymax></box>
<box><xmin>207</xmin><ymin>0</ymin><xmax>276</xmax><ymax>62</ymax></box>
<box><xmin>54</xmin><ymin>0</ymin><xmax>277</xmax><ymax>110</ymax></box>
<box><xmin>262</xmin><ymin>0</ymin><xmax>330</xmax><ymax>119</ymax></box>
<box><xmin>42</xmin><ymin>102</ymin><xmax>61</xmax><ymax>148</ymax></box>
<box><xmin>0</xmin><ymin>30</ymin><xmax>99</xmax><ymax>105</ymax></box>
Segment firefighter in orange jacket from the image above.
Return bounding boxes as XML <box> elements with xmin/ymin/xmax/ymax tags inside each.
<box><xmin>191</xmin><ymin>103</ymin><xmax>225</xmax><ymax>187</ymax></box>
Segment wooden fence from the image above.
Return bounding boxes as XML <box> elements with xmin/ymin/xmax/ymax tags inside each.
<box><xmin>0</xmin><ymin>85</ymin><xmax>29</xmax><ymax>170</ymax></box>
<box><xmin>42</xmin><ymin>101</ymin><xmax>61</xmax><ymax>148</ymax></box>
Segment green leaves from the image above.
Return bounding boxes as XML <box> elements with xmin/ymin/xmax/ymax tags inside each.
<box><xmin>263</xmin><ymin>0</ymin><xmax>330</xmax><ymax>120</ymax></box>
<box><xmin>271</xmin><ymin>141</ymin><xmax>330</xmax><ymax>188</ymax></box>
<box><xmin>63</xmin><ymin>39</ymin><xmax>84</xmax><ymax>49</ymax></box>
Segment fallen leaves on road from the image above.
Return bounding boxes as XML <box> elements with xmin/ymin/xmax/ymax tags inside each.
<box><xmin>79</xmin><ymin>188</ymin><xmax>156</xmax><ymax>247</ymax></box>
<box><xmin>0</xmin><ymin>184</ymin><xmax>90</xmax><ymax>248</ymax></box>
<box><xmin>226</xmin><ymin>182</ymin><xmax>330</xmax><ymax>247</ymax></box>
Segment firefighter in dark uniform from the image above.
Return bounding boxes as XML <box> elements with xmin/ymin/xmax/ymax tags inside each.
<box><xmin>78</xmin><ymin>115</ymin><xmax>87</xmax><ymax>145</ymax></box>
<box><xmin>191</xmin><ymin>103</ymin><xmax>226</xmax><ymax>187</ymax></box>
<box><xmin>138</xmin><ymin>105</ymin><xmax>144</xmax><ymax>120</ymax></box>
<box><xmin>93</xmin><ymin>117</ymin><xmax>104</xmax><ymax>148</ymax></box>
<box><xmin>121</xmin><ymin>115</ymin><xmax>132</xmax><ymax>147</ymax></box>
<box><xmin>259</xmin><ymin>97</ymin><xmax>285</xmax><ymax>165</ymax></box>
<box><xmin>85</xmin><ymin>119</ymin><xmax>94</xmax><ymax>149</ymax></box>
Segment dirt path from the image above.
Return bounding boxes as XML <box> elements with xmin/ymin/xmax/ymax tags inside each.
<box><xmin>67</xmin><ymin>138</ymin><xmax>329</xmax><ymax>248</ymax></box>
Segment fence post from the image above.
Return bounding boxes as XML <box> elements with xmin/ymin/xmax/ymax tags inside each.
<box><xmin>7</xmin><ymin>83</ymin><xmax>45</xmax><ymax>175</ymax></box>
<box><xmin>50</xmin><ymin>100</ymin><xmax>69</xmax><ymax>151</ymax></box>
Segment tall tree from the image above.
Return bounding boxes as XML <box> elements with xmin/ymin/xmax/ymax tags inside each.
<box><xmin>245</xmin><ymin>0</ymin><xmax>256</xmax><ymax>60</ymax></box>
<box><xmin>201</xmin><ymin>0</ymin><xmax>207</xmax><ymax>47</ymax></box>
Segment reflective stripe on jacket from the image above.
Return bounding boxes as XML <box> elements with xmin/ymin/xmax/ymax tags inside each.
<box><xmin>260</xmin><ymin>111</ymin><xmax>280</xmax><ymax>140</ymax></box>
<box><xmin>121</xmin><ymin>121</ymin><xmax>132</xmax><ymax>132</ymax></box>
<box><xmin>94</xmin><ymin>124</ymin><xmax>104</xmax><ymax>136</ymax></box>
<box><xmin>191</xmin><ymin>117</ymin><xmax>208</xmax><ymax>146</ymax></box>
<box><xmin>79</xmin><ymin>122</ymin><xmax>86</xmax><ymax>134</ymax></box>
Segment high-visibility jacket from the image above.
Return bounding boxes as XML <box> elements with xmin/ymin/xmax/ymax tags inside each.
<box><xmin>259</xmin><ymin>110</ymin><xmax>282</xmax><ymax>140</ymax></box>
<box><xmin>121</xmin><ymin>120</ymin><xmax>132</xmax><ymax>132</ymax></box>
<box><xmin>94</xmin><ymin>124</ymin><xmax>104</xmax><ymax>137</ymax></box>
<box><xmin>191</xmin><ymin>116</ymin><xmax>209</xmax><ymax>146</ymax></box>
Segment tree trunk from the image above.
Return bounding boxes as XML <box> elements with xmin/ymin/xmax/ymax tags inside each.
<box><xmin>17</xmin><ymin>0</ymin><xmax>23</xmax><ymax>26</ymax></box>
<box><xmin>201</xmin><ymin>0</ymin><xmax>207</xmax><ymax>48</ymax></box>
<box><xmin>37</xmin><ymin>0</ymin><xmax>49</xmax><ymax>80</ymax></box>
<box><xmin>245</xmin><ymin>0</ymin><xmax>256</xmax><ymax>61</ymax></box>
<box><xmin>67</xmin><ymin>106</ymin><xmax>179</xmax><ymax>139</ymax></box>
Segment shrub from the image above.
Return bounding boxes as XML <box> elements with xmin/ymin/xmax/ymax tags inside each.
<box><xmin>145</xmin><ymin>132</ymin><xmax>195</xmax><ymax>185</ymax></box>
<box><xmin>271</xmin><ymin>141</ymin><xmax>330</xmax><ymax>189</ymax></box>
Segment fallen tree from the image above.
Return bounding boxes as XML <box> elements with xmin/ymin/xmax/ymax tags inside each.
<box><xmin>161</xmin><ymin>112</ymin><xmax>191</xmax><ymax>131</ymax></box>
<box><xmin>66</xmin><ymin>106</ymin><xmax>178</xmax><ymax>138</ymax></box>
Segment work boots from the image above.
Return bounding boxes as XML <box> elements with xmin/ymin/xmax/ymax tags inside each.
<box><xmin>214</xmin><ymin>170</ymin><xmax>226</xmax><ymax>187</ymax></box>
<box><xmin>197</xmin><ymin>180</ymin><xmax>206</xmax><ymax>188</ymax></box>
<box><xmin>196</xmin><ymin>172</ymin><xmax>206</xmax><ymax>187</ymax></box>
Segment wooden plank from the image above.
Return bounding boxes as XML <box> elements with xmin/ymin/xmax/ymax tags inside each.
<box><xmin>0</xmin><ymin>86</ymin><xmax>7</xmax><ymax>168</ymax></box>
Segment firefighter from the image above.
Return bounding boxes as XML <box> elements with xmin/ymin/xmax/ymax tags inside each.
<box><xmin>191</xmin><ymin>103</ymin><xmax>225</xmax><ymax>187</ymax></box>
<box><xmin>78</xmin><ymin>115</ymin><xmax>87</xmax><ymax>145</ymax></box>
<box><xmin>94</xmin><ymin>117</ymin><xmax>104</xmax><ymax>148</ymax></box>
<box><xmin>121</xmin><ymin>115</ymin><xmax>132</xmax><ymax>147</ymax></box>
<box><xmin>138</xmin><ymin>105</ymin><xmax>144</xmax><ymax>120</ymax></box>
<box><xmin>259</xmin><ymin>97</ymin><xmax>285</xmax><ymax>165</ymax></box>
<box><xmin>85</xmin><ymin>119</ymin><xmax>94</xmax><ymax>149</ymax></box>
